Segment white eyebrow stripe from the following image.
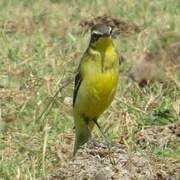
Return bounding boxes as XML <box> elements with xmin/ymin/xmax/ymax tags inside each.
<box><xmin>92</xmin><ymin>30</ymin><xmax>103</xmax><ymax>35</ymax></box>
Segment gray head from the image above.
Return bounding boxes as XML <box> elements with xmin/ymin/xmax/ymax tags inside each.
<box><xmin>90</xmin><ymin>24</ymin><xmax>113</xmax><ymax>43</ymax></box>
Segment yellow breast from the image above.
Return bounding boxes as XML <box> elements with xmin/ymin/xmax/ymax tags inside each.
<box><xmin>77</xmin><ymin>70</ymin><xmax>117</xmax><ymax>118</ymax></box>
<box><xmin>74</xmin><ymin>38</ymin><xmax>119</xmax><ymax>118</ymax></box>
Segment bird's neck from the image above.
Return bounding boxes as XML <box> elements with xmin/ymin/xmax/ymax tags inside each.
<box><xmin>88</xmin><ymin>38</ymin><xmax>118</xmax><ymax>72</ymax></box>
<box><xmin>91</xmin><ymin>38</ymin><xmax>114</xmax><ymax>53</ymax></box>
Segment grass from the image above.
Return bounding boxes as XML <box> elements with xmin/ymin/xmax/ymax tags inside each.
<box><xmin>0</xmin><ymin>0</ymin><xmax>179</xmax><ymax>179</ymax></box>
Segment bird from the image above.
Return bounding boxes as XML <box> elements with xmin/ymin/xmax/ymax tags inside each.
<box><xmin>73</xmin><ymin>24</ymin><xmax>119</xmax><ymax>155</ymax></box>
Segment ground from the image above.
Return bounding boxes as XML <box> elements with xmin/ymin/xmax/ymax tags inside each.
<box><xmin>0</xmin><ymin>0</ymin><xmax>179</xmax><ymax>179</ymax></box>
<box><xmin>46</xmin><ymin>123</ymin><xmax>179</xmax><ymax>179</ymax></box>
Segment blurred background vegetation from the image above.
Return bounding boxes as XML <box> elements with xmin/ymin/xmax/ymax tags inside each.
<box><xmin>0</xmin><ymin>0</ymin><xmax>179</xmax><ymax>179</ymax></box>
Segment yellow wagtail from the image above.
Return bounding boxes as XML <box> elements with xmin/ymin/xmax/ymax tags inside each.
<box><xmin>73</xmin><ymin>24</ymin><xmax>119</xmax><ymax>155</ymax></box>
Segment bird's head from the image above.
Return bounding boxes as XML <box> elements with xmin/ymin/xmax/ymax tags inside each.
<box><xmin>89</xmin><ymin>24</ymin><xmax>113</xmax><ymax>49</ymax></box>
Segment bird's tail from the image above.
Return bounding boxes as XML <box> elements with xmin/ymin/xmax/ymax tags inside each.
<box><xmin>73</xmin><ymin>115</ymin><xmax>94</xmax><ymax>155</ymax></box>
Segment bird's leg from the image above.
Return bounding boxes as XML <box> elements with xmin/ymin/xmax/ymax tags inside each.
<box><xmin>93</xmin><ymin>119</ymin><xmax>115</xmax><ymax>165</ymax></box>
<box><xmin>93</xmin><ymin>119</ymin><xmax>111</xmax><ymax>146</ymax></box>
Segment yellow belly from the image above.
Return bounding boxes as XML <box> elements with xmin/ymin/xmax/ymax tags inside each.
<box><xmin>74</xmin><ymin>70</ymin><xmax>118</xmax><ymax>119</ymax></box>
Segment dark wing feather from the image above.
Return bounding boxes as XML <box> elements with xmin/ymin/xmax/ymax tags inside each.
<box><xmin>73</xmin><ymin>50</ymin><xmax>90</xmax><ymax>107</ymax></box>
<box><xmin>73</xmin><ymin>70</ymin><xmax>82</xmax><ymax>107</ymax></box>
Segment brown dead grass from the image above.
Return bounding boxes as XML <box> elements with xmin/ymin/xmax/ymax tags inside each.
<box><xmin>136</xmin><ymin>122</ymin><xmax>180</xmax><ymax>150</ymax></box>
<box><xmin>129</xmin><ymin>41</ymin><xmax>180</xmax><ymax>87</ymax></box>
<box><xmin>79</xmin><ymin>15</ymin><xmax>141</xmax><ymax>36</ymax></box>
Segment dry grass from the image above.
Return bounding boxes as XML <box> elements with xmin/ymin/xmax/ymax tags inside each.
<box><xmin>0</xmin><ymin>0</ymin><xmax>180</xmax><ymax>179</ymax></box>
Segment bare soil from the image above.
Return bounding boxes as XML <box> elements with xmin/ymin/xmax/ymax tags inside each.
<box><xmin>46</xmin><ymin>123</ymin><xmax>180</xmax><ymax>180</ymax></box>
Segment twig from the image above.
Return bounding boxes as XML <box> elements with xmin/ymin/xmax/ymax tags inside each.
<box><xmin>42</xmin><ymin>124</ymin><xmax>50</xmax><ymax>177</ymax></box>
<box><xmin>36</xmin><ymin>76</ymin><xmax>73</xmax><ymax>125</ymax></box>
<box><xmin>116</xmin><ymin>97</ymin><xmax>147</xmax><ymax>114</ymax></box>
